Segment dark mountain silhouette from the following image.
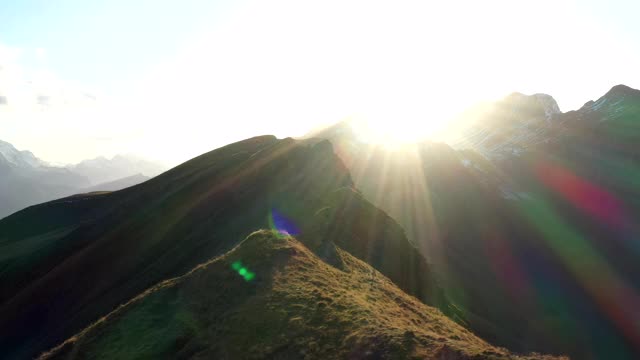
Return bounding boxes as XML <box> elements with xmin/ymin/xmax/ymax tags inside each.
<box><xmin>306</xmin><ymin>85</ymin><xmax>640</xmax><ymax>359</ymax></box>
<box><xmin>0</xmin><ymin>136</ymin><xmax>446</xmax><ymax>360</ymax></box>
<box><xmin>39</xmin><ymin>230</ymin><xmax>563</xmax><ymax>360</ymax></box>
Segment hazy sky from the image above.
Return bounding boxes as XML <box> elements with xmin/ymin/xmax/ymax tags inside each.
<box><xmin>1</xmin><ymin>0</ymin><xmax>639</xmax><ymax>165</ymax></box>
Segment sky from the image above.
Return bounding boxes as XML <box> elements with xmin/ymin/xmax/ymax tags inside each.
<box><xmin>1</xmin><ymin>0</ymin><xmax>639</xmax><ymax>166</ymax></box>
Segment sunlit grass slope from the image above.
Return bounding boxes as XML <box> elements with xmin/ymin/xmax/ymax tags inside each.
<box><xmin>40</xmin><ymin>230</ymin><xmax>565</xmax><ymax>360</ymax></box>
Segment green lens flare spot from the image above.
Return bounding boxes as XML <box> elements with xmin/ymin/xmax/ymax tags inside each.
<box><xmin>231</xmin><ymin>260</ymin><xmax>256</xmax><ymax>282</ymax></box>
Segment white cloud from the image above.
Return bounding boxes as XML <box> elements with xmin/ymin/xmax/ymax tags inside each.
<box><xmin>0</xmin><ymin>42</ymin><xmax>118</xmax><ymax>164</ymax></box>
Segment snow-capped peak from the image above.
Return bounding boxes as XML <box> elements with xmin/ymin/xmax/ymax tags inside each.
<box><xmin>0</xmin><ymin>140</ymin><xmax>46</xmax><ymax>168</ymax></box>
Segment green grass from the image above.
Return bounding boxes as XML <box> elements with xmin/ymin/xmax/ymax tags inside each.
<box><xmin>40</xmin><ymin>230</ymin><xmax>565</xmax><ymax>360</ymax></box>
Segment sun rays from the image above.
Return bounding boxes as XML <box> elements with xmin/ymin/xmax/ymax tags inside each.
<box><xmin>320</xmin><ymin>119</ymin><xmax>640</xmax><ymax>356</ymax></box>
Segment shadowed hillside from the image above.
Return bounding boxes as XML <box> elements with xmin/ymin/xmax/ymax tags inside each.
<box><xmin>39</xmin><ymin>230</ymin><xmax>565</xmax><ymax>360</ymax></box>
<box><xmin>0</xmin><ymin>136</ymin><xmax>443</xmax><ymax>360</ymax></box>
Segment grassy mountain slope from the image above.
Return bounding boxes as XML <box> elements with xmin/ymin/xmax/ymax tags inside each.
<box><xmin>0</xmin><ymin>136</ymin><xmax>443</xmax><ymax>359</ymax></box>
<box><xmin>40</xmin><ymin>230</ymin><xmax>564</xmax><ymax>360</ymax></box>
<box><xmin>305</xmin><ymin>85</ymin><xmax>640</xmax><ymax>359</ymax></box>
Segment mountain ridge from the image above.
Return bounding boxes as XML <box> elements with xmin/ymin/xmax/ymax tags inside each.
<box><xmin>38</xmin><ymin>230</ymin><xmax>565</xmax><ymax>360</ymax></box>
<box><xmin>0</xmin><ymin>139</ymin><xmax>46</xmax><ymax>168</ymax></box>
<box><xmin>3</xmin><ymin>84</ymin><xmax>639</xmax><ymax>359</ymax></box>
<box><xmin>303</xmin><ymin>85</ymin><xmax>640</xmax><ymax>359</ymax></box>
<box><xmin>0</xmin><ymin>135</ymin><xmax>445</xmax><ymax>360</ymax></box>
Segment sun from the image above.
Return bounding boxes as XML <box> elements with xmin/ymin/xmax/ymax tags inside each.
<box><xmin>346</xmin><ymin>113</ymin><xmax>450</xmax><ymax>147</ymax></box>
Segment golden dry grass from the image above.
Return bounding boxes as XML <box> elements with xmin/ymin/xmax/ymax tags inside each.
<box><xmin>40</xmin><ymin>230</ymin><xmax>567</xmax><ymax>360</ymax></box>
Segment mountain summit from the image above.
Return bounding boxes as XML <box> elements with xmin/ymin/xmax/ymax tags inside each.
<box><xmin>0</xmin><ymin>140</ymin><xmax>46</xmax><ymax>168</ymax></box>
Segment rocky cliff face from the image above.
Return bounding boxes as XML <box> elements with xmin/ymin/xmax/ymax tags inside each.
<box><xmin>457</xmin><ymin>92</ymin><xmax>562</xmax><ymax>159</ymax></box>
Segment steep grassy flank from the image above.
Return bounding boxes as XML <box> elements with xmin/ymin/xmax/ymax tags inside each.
<box><xmin>0</xmin><ymin>136</ymin><xmax>443</xmax><ymax>360</ymax></box>
<box><xmin>40</xmin><ymin>230</ymin><xmax>564</xmax><ymax>360</ymax></box>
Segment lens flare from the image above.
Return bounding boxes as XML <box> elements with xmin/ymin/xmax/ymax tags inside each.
<box><xmin>517</xmin><ymin>196</ymin><xmax>640</xmax><ymax>348</ymax></box>
<box><xmin>269</xmin><ymin>209</ymin><xmax>299</xmax><ymax>237</ymax></box>
<box><xmin>534</xmin><ymin>161</ymin><xmax>627</xmax><ymax>228</ymax></box>
<box><xmin>231</xmin><ymin>261</ymin><xmax>255</xmax><ymax>281</ymax></box>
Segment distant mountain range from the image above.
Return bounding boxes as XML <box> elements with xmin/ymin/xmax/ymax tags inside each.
<box><xmin>79</xmin><ymin>173</ymin><xmax>151</xmax><ymax>193</ymax></box>
<box><xmin>0</xmin><ymin>85</ymin><xmax>638</xmax><ymax>360</ymax></box>
<box><xmin>68</xmin><ymin>154</ymin><xmax>166</xmax><ymax>186</ymax></box>
<box><xmin>0</xmin><ymin>142</ymin><xmax>166</xmax><ymax>219</ymax></box>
